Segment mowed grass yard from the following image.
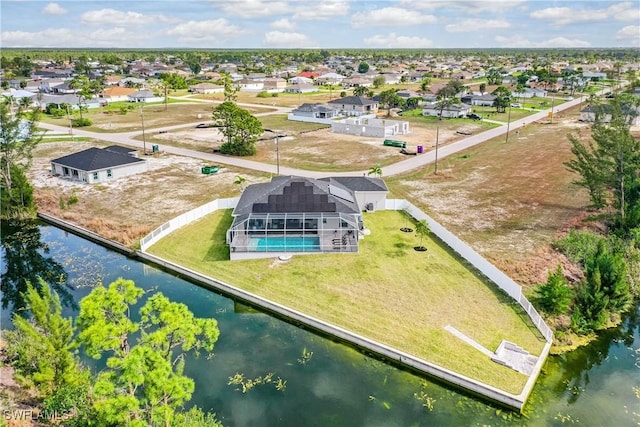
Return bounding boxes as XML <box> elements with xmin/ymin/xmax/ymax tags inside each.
<box><xmin>148</xmin><ymin>209</ymin><xmax>545</xmax><ymax>394</ymax></box>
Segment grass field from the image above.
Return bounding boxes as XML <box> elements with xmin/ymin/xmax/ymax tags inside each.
<box><xmin>38</xmin><ymin>101</ymin><xmax>275</xmax><ymax>133</ymax></box>
<box><xmin>147</xmin><ymin>209</ymin><xmax>545</xmax><ymax>394</ymax></box>
<box><xmin>385</xmin><ymin>104</ymin><xmax>592</xmax><ymax>287</ymax></box>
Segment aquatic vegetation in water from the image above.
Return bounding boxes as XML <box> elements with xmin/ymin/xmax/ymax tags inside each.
<box><xmin>297</xmin><ymin>347</ymin><xmax>314</xmax><ymax>365</ymax></box>
<box><xmin>554</xmin><ymin>412</ymin><xmax>579</xmax><ymax>424</ymax></box>
<box><xmin>228</xmin><ymin>372</ymin><xmax>286</xmax><ymax>393</ymax></box>
<box><xmin>413</xmin><ymin>382</ymin><xmax>436</xmax><ymax>412</ymax></box>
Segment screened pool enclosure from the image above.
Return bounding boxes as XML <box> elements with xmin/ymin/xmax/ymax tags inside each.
<box><xmin>227</xmin><ymin>212</ymin><xmax>361</xmax><ymax>254</ymax></box>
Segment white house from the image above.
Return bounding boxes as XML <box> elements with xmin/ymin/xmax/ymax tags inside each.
<box><xmin>50</xmin><ymin>145</ymin><xmax>147</xmax><ymax>184</ymax></box>
<box><xmin>284</xmin><ymin>84</ymin><xmax>317</xmax><ymax>94</ymax></box>
<box><xmin>128</xmin><ymin>90</ymin><xmax>164</xmax><ymax>103</ymax></box>
<box><xmin>331</xmin><ymin>116</ymin><xmax>410</xmax><ymax>138</ymax></box>
<box><xmin>288</xmin><ymin>103</ymin><xmax>340</xmax><ymax>124</ymax></box>
<box><xmin>189</xmin><ymin>83</ymin><xmax>224</xmax><ymax>94</ymax></box>
<box><xmin>422</xmin><ymin>102</ymin><xmax>472</xmax><ymax>118</ymax></box>
<box><xmin>237</xmin><ymin>79</ymin><xmax>264</xmax><ymax>91</ymax></box>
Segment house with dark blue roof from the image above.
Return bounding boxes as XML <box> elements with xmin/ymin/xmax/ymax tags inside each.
<box><xmin>50</xmin><ymin>145</ymin><xmax>146</xmax><ymax>183</ymax></box>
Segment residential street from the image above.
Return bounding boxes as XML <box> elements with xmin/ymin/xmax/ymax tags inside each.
<box><xmin>38</xmin><ymin>96</ymin><xmax>587</xmax><ymax>178</ymax></box>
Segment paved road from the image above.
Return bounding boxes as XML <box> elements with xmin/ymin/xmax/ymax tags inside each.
<box><xmin>39</xmin><ymin>95</ymin><xmax>589</xmax><ymax>178</ymax></box>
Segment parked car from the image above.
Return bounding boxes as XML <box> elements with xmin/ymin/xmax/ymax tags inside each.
<box><xmin>510</xmin><ymin>103</ymin><xmax>522</xmax><ymax>108</ymax></box>
<box><xmin>466</xmin><ymin>113</ymin><xmax>482</xmax><ymax>121</ymax></box>
<box><xmin>196</xmin><ymin>123</ymin><xmax>210</xmax><ymax>128</ymax></box>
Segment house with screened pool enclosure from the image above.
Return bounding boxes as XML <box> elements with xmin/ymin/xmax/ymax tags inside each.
<box><xmin>226</xmin><ymin>175</ymin><xmax>388</xmax><ymax>260</ymax></box>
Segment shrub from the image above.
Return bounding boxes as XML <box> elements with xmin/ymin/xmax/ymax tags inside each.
<box><xmin>71</xmin><ymin>118</ymin><xmax>92</xmax><ymax>127</ymax></box>
<box><xmin>257</xmin><ymin>91</ymin><xmax>271</xmax><ymax>98</ymax></box>
<box><xmin>535</xmin><ymin>265</ymin><xmax>573</xmax><ymax>315</ymax></box>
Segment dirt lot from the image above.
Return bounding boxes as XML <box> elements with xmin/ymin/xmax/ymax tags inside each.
<box><xmin>386</xmin><ymin>105</ymin><xmax>613</xmax><ymax>288</ymax></box>
<box><xmin>142</xmin><ymin>114</ymin><xmax>485</xmax><ymax>172</ymax></box>
<box><xmin>31</xmin><ymin>141</ymin><xmax>268</xmax><ymax>246</ymax></box>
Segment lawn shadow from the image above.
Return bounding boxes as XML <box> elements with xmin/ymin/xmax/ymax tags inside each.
<box><xmin>203</xmin><ymin>209</ymin><xmax>233</xmax><ymax>262</ymax></box>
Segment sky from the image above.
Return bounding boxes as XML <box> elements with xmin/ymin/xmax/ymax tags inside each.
<box><xmin>1</xmin><ymin>0</ymin><xmax>639</xmax><ymax>49</ymax></box>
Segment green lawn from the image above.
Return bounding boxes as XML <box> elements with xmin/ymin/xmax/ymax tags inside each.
<box><xmin>147</xmin><ymin>209</ymin><xmax>545</xmax><ymax>394</ymax></box>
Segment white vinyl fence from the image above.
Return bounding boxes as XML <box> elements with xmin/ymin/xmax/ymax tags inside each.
<box><xmin>140</xmin><ymin>197</ymin><xmax>239</xmax><ymax>251</ymax></box>
<box><xmin>385</xmin><ymin>199</ymin><xmax>553</xmax><ymax>343</ymax></box>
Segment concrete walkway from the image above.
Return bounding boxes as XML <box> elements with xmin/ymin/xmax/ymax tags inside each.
<box><xmin>38</xmin><ymin>95</ymin><xmax>592</xmax><ymax>179</ymax></box>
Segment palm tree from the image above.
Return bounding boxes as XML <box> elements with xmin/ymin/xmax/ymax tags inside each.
<box><xmin>367</xmin><ymin>164</ymin><xmax>382</xmax><ymax>177</ymax></box>
<box><xmin>233</xmin><ymin>174</ymin><xmax>247</xmax><ymax>191</ymax></box>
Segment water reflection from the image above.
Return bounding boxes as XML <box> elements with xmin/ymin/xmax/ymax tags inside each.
<box><xmin>0</xmin><ymin>220</ymin><xmax>73</xmax><ymax>312</ymax></box>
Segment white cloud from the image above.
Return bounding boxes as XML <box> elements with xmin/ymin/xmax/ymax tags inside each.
<box><xmin>1</xmin><ymin>29</ymin><xmax>75</xmax><ymax>47</ymax></box>
<box><xmin>0</xmin><ymin>27</ymin><xmax>149</xmax><ymax>48</ymax></box>
<box><xmin>530</xmin><ymin>2</ymin><xmax>639</xmax><ymax>26</ymax></box>
<box><xmin>294</xmin><ymin>0</ymin><xmax>349</xmax><ymax>20</ymax></box>
<box><xmin>363</xmin><ymin>32</ymin><xmax>432</xmax><ymax>48</ymax></box>
<box><xmin>271</xmin><ymin>18</ymin><xmax>296</xmax><ymax>31</ymax></box>
<box><xmin>616</xmin><ymin>26</ymin><xmax>640</xmax><ymax>45</ymax></box>
<box><xmin>495</xmin><ymin>35</ymin><xmax>591</xmax><ymax>48</ymax></box>
<box><xmin>81</xmin><ymin>8</ymin><xmax>167</xmax><ymax>26</ymax></box>
<box><xmin>167</xmin><ymin>19</ymin><xmax>247</xmax><ymax>42</ymax></box>
<box><xmin>216</xmin><ymin>0</ymin><xmax>289</xmax><ymax>18</ymax></box>
<box><xmin>263</xmin><ymin>31</ymin><xmax>315</xmax><ymax>48</ymax></box>
<box><xmin>403</xmin><ymin>0</ymin><xmax>526</xmax><ymax>14</ymax></box>
<box><xmin>42</xmin><ymin>2</ymin><xmax>67</xmax><ymax>15</ymax></box>
<box><xmin>351</xmin><ymin>7</ymin><xmax>436</xmax><ymax>28</ymax></box>
<box><xmin>445</xmin><ymin>18</ymin><xmax>511</xmax><ymax>33</ymax></box>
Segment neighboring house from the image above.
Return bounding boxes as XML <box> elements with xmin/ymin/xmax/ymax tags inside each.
<box><xmin>263</xmin><ymin>78</ymin><xmax>287</xmax><ymax>91</ymax></box>
<box><xmin>460</xmin><ymin>93</ymin><xmax>496</xmax><ymax>107</ymax></box>
<box><xmin>422</xmin><ymin>102</ymin><xmax>472</xmax><ymax>118</ymax></box>
<box><xmin>342</xmin><ymin>77</ymin><xmax>372</xmax><ymax>88</ymax></box>
<box><xmin>50</xmin><ymin>145</ymin><xmax>147</xmax><ymax>184</ymax></box>
<box><xmin>511</xmin><ymin>88</ymin><xmax>547</xmax><ymax>99</ymax></box>
<box><xmin>39</xmin><ymin>78</ymin><xmax>67</xmax><ymax>93</ymax></box>
<box><xmin>284</xmin><ymin>83</ymin><xmax>316</xmax><ymax>94</ymax></box>
<box><xmin>119</xmin><ymin>77</ymin><xmax>146</xmax><ymax>88</ymax></box>
<box><xmin>237</xmin><ymin>79</ymin><xmax>264</xmax><ymax>91</ymax></box>
<box><xmin>288</xmin><ymin>76</ymin><xmax>314</xmax><ymax>85</ymax></box>
<box><xmin>128</xmin><ymin>90</ymin><xmax>164</xmax><ymax>103</ymax></box>
<box><xmin>327</xmin><ymin>96</ymin><xmax>379</xmax><ymax>116</ymax></box>
<box><xmin>331</xmin><ymin>116</ymin><xmax>410</xmax><ymax>138</ymax></box>
<box><xmin>188</xmin><ymin>83</ymin><xmax>224</xmax><ymax>94</ymax></box>
<box><xmin>579</xmin><ymin>105</ymin><xmax>640</xmax><ymax>125</ymax></box>
<box><xmin>288</xmin><ymin>103</ymin><xmax>340</xmax><ymax>123</ymax></box>
<box><xmin>317</xmin><ymin>72</ymin><xmax>346</xmax><ymax>85</ymax></box>
<box><xmin>381</xmin><ymin>73</ymin><xmax>401</xmax><ymax>84</ymax></box>
<box><xmin>39</xmin><ymin>94</ymin><xmax>100</xmax><ymax>110</ymax></box>
<box><xmin>104</xmin><ymin>76</ymin><xmax>123</xmax><ymax>86</ymax></box>
<box><xmin>225</xmin><ymin>175</ymin><xmax>388</xmax><ymax>260</ymax></box>
<box><xmin>100</xmin><ymin>86</ymin><xmax>136</xmax><ymax>102</ymax></box>
<box><xmin>1</xmin><ymin>89</ymin><xmax>37</xmax><ymax>105</ymax></box>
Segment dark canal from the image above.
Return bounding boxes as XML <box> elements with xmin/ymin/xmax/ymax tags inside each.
<box><xmin>1</xmin><ymin>220</ymin><xmax>638</xmax><ymax>426</ymax></box>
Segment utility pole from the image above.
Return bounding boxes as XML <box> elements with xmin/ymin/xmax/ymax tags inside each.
<box><xmin>66</xmin><ymin>104</ymin><xmax>74</xmax><ymax>141</ymax></box>
<box><xmin>434</xmin><ymin>125</ymin><xmax>440</xmax><ymax>174</ymax></box>
<box><xmin>505</xmin><ymin>105</ymin><xmax>512</xmax><ymax>143</ymax></box>
<box><xmin>140</xmin><ymin>105</ymin><xmax>147</xmax><ymax>155</ymax></box>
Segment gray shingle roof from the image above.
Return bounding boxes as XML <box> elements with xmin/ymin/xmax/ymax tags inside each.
<box><xmin>320</xmin><ymin>176</ymin><xmax>388</xmax><ymax>192</ymax></box>
<box><xmin>51</xmin><ymin>147</ymin><xmax>145</xmax><ymax>172</ymax></box>
<box><xmin>233</xmin><ymin>176</ymin><xmax>360</xmax><ymax>217</ymax></box>
<box><xmin>328</xmin><ymin>96</ymin><xmax>377</xmax><ymax>106</ymax></box>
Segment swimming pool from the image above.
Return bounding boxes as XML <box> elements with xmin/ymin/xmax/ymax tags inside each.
<box><xmin>252</xmin><ymin>236</ymin><xmax>321</xmax><ymax>252</ymax></box>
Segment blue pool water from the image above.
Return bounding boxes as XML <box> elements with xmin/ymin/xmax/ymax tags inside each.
<box><xmin>254</xmin><ymin>236</ymin><xmax>320</xmax><ymax>252</ymax></box>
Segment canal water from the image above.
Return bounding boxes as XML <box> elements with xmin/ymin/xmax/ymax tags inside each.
<box><xmin>1</xmin><ymin>221</ymin><xmax>638</xmax><ymax>426</ymax></box>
